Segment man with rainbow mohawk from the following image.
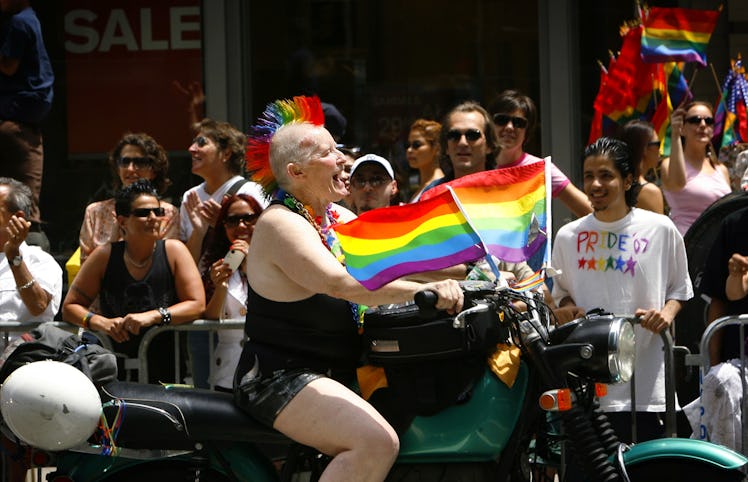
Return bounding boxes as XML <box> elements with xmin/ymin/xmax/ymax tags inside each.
<box><xmin>235</xmin><ymin>96</ymin><xmax>463</xmax><ymax>481</ymax></box>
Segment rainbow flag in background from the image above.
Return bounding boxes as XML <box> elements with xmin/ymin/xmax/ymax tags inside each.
<box><xmin>713</xmin><ymin>60</ymin><xmax>748</xmax><ymax>149</ymax></box>
<box><xmin>334</xmin><ymin>190</ymin><xmax>486</xmax><ymax>290</ymax></box>
<box><xmin>640</xmin><ymin>6</ymin><xmax>721</xmax><ymax>66</ymax></box>
<box><xmin>420</xmin><ymin>162</ymin><xmax>547</xmax><ymax>264</ymax></box>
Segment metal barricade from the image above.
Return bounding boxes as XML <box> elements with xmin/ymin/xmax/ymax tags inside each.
<box><xmin>0</xmin><ymin>319</ymin><xmax>244</xmax><ymax>388</ymax></box>
<box><xmin>136</xmin><ymin>319</ymin><xmax>245</xmax><ymax>384</ymax></box>
<box><xmin>627</xmin><ymin>323</ymin><xmax>682</xmax><ymax>440</ymax></box>
<box><xmin>685</xmin><ymin>314</ymin><xmax>748</xmax><ymax>454</ymax></box>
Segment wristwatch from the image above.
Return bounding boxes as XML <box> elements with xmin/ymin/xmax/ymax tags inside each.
<box><xmin>158</xmin><ymin>307</ymin><xmax>172</xmax><ymax>326</ymax></box>
<box><xmin>10</xmin><ymin>255</ymin><xmax>22</xmax><ymax>267</ymax></box>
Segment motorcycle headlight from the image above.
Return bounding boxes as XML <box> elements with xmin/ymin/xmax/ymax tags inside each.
<box><xmin>557</xmin><ymin>316</ymin><xmax>635</xmax><ymax>384</ymax></box>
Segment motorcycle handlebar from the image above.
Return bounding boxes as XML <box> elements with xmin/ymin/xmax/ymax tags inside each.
<box><xmin>414</xmin><ymin>289</ymin><xmax>439</xmax><ymax>317</ymax></box>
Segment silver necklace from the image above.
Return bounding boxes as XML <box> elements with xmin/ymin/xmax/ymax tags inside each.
<box><xmin>124</xmin><ymin>246</ymin><xmax>153</xmax><ymax>269</ymax></box>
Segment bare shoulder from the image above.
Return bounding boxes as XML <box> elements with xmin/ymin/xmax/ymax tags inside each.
<box><xmin>164</xmin><ymin>238</ymin><xmax>191</xmax><ymax>257</ymax></box>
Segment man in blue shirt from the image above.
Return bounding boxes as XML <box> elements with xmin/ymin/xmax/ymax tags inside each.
<box><xmin>0</xmin><ymin>0</ymin><xmax>53</xmax><ymax>251</ymax></box>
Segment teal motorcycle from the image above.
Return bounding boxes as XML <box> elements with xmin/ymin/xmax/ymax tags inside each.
<box><xmin>3</xmin><ymin>281</ymin><xmax>746</xmax><ymax>481</ymax></box>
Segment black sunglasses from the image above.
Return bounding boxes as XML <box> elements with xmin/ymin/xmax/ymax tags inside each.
<box><xmin>117</xmin><ymin>157</ymin><xmax>153</xmax><ymax>169</ymax></box>
<box><xmin>685</xmin><ymin>115</ymin><xmax>714</xmax><ymax>126</ymax></box>
<box><xmin>192</xmin><ymin>135</ymin><xmax>210</xmax><ymax>147</ymax></box>
<box><xmin>130</xmin><ymin>207</ymin><xmax>165</xmax><ymax>218</ymax></box>
<box><xmin>647</xmin><ymin>140</ymin><xmax>661</xmax><ymax>148</ymax></box>
<box><xmin>350</xmin><ymin>176</ymin><xmax>390</xmax><ymax>189</ymax></box>
<box><xmin>405</xmin><ymin>140</ymin><xmax>426</xmax><ymax>150</ymax></box>
<box><xmin>492</xmin><ymin>113</ymin><xmax>529</xmax><ymax>129</ymax></box>
<box><xmin>446</xmin><ymin>129</ymin><xmax>483</xmax><ymax>142</ymax></box>
<box><xmin>224</xmin><ymin>213</ymin><xmax>259</xmax><ymax>227</ymax></box>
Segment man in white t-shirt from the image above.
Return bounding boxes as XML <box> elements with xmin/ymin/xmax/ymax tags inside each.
<box><xmin>552</xmin><ymin>137</ymin><xmax>692</xmax><ymax>444</ymax></box>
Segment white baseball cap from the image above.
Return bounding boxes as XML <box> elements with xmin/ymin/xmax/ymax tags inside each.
<box><xmin>349</xmin><ymin>154</ymin><xmax>395</xmax><ymax>180</ymax></box>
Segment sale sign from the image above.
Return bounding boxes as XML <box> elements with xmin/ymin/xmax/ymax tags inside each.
<box><xmin>64</xmin><ymin>1</ymin><xmax>202</xmax><ymax>153</ymax></box>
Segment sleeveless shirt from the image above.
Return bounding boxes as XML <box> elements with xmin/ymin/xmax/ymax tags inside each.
<box><xmin>241</xmin><ymin>283</ymin><xmax>360</xmax><ymax>374</ymax></box>
<box><xmin>664</xmin><ymin>161</ymin><xmax>731</xmax><ymax>236</ymax></box>
<box><xmin>99</xmin><ymin>240</ymin><xmax>179</xmax><ymax>374</ymax></box>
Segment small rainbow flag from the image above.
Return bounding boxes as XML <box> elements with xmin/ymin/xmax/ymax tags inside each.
<box><xmin>334</xmin><ymin>190</ymin><xmax>486</xmax><ymax>290</ymax></box>
<box><xmin>420</xmin><ymin>162</ymin><xmax>547</xmax><ymax>264</ymax></box>
<box><xmin>640</xmin><ymin>6</ymin><xmax>721</xmax><ymax>67</ymax></box>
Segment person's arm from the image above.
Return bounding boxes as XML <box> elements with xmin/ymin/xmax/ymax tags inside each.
<box><xmin>159</xmin><ymin>203</ymin><xmax>180</xmax><ymax>240</ymax></box>
<box><xmin>256</xmin><ymin>208</ymin><xmax>462</xmax><ymax>311</ymax></box>
<box><xmin>660</xmin><ymin>108</ymin><xmax>688</xmax><ymax>191</ymax></box>
<box><xmin>203</xmin><ymin>262</ymin><xmax>229</xmax><ymax>320</ymax></box>
<box><xmin>556</xmin><ymin>183</ymin><xmax>592</xmax><ymax>217</ymax></box>
<box><xmin>4</xmin><ymin>215</ymin><xmax>50</xmax><ymax>316</ymax></box>
<box><xmin>164</xmin><ymin>239</ymin><xmax>206</xmax><ymax>321</ymax></box>
<box><xmin>204</xmin><ymin>239</ymin><xmax>249</xmax><ymax>319</ymax></box>
<box><xmin>635</xmin><ymin>184</ymin><xmax>665</xmax><ymax>215</ymax></box>
<box><xmin>725</xmin><ymin>253</ymin><xmax>748</xmax><ymax>301</ymax></box>
<box><xmin>635</xmin><ymin>299</ymin><xmax>683</xmax><ymax>334</ymax></box>
<box><xmin>62</xmin><ymin>244</ymin><xmax>131</xmax><ymax>343</ymax></box>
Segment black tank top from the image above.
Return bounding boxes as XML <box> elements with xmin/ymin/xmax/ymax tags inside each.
<box><xmin>242</xmin><ymin>283</ymin><xmax>361</xmax><ymax>373</ymax></box>
<box><xmin>99</xmin><ymin>240</ymin><xmax>178</xmax><ymax>318</ymax></box>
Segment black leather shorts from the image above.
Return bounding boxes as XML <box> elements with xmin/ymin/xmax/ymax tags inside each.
<box><xmin>234</xmin><ymin>368</ymin><xmax>323</xmax><ymax>428</ymax></box>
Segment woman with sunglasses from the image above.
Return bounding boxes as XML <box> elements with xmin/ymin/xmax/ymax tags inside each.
<box><xmin>662</xmin><ymin>101</ymin><xmax>731</xmax><ymax>236</ymax></box>
<box><xmin>79</xmin><ymin>132</ymin><xmax>179</xmax><ymax>264</ymax></box>
<box><xmin>620</xmin><ymin>120</ymin><xmax>665</xmax><ymax>215</ymax></box>
<box><xmin>201</xmin><ymin>194</ymin><xmax>263</xmax><ymax>391</ymax></box>
<box><xmin>406</xmin><ymin>119</ymin><xmax>444</xmax><ymax>202</ymax></box>
<box><xmin>488</xmin><ymin>90</ymin><xmax>591</xmax><ymax>217</ymax></box>
<box><xmin>63</xmin><ymin>180</ymin><xmax>205</xmax><ymax>383</ymax></box>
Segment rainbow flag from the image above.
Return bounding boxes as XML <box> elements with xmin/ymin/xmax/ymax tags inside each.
<box><xmin>420</xmin><ymin>162</ymin><xmax>547</xmax><ymax>264</ymax></box>
<box><xmin>714</xmin><ymin>60</ymin><xmax>748</xmax><ymax>149</ymax></box>
<box><xmin>640</xmin><ymin>6</ymin><xmax>721</xmax><ymax>66</ymax></box>
<box><xmin>334</xmin><ymin>190</ymin><xmax>486</xmax><ymax>290</ymax></box>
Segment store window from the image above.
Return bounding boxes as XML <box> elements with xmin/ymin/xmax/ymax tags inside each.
<box><xmin>33</xmin><ymin>0</ymin><xmax>202</xmax><ymax>253</ymax></box>
<box><xmin>248</xmin><ymin>0</ymin><xmax>541</xmax><ymax>199</ymax></box>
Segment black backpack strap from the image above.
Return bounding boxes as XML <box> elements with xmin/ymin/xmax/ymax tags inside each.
<box><xmin>225</xmin><ymin>178</ymin><xmax>247</xmax><ymax>198</ymax></box>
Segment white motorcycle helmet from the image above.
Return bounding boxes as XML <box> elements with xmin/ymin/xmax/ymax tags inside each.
<box><xmin>0</xmin><ymin>360</ymin><xmax>102</xmax><ymax>451</ymax></box>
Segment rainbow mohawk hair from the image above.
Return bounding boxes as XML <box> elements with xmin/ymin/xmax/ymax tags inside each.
<box><xmin>246</xmin><ymin>95</ymin><xmax>325</xmax><ymax>195</ymax></box>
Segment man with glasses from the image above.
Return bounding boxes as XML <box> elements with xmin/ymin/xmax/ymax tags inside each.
<box><xmin>417</xmin><ymin>101</ymin><xmax>497</xmax><ymax>198</ymax></box>
<box><xmin>348</xmin><ymin>153</ymin><xmax>401</xmax><ymax>214</ymax></box>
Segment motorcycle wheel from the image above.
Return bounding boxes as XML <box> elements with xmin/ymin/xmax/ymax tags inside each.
<box><xmin>623</xmin><ymin>458</ymin><xmax>745</xmax><ymax>481</ymax></box>
<box><xmin>94</xmin><ymin>460</ymin><xmax>232</xmax><ymax>482</ymax></box>
<box><xmin>385</xmin><ymin>462</ymin><xmax>501</xmax><ymax>482</ymax></box>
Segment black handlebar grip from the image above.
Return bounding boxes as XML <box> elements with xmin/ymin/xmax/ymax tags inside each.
<box><xmin>414</xmin><ymin>290</ymin><xmax>439</xmax><ymax>318</ymax></box>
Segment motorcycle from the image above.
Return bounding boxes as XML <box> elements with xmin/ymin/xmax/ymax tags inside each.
<box><xmin>1</xmin><ymin>280</ymin><xmax>746</xmax><ymax>481</ymax></box>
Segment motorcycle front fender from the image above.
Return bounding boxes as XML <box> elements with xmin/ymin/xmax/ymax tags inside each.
<box><xmin>622</xmin><ymin>438</ymin><xmax>748</xmax><ymax>471</ymax></box>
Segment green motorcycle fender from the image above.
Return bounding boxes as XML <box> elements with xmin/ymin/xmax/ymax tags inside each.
<box><xmin>622</xmin><ymin>438</ymin><xmax>748</xmax><ymax>471</ymax></box>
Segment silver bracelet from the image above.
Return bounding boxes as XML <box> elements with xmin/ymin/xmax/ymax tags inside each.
<box><xmin>16</xmin><ymin>278</ymin><xmax>35</xmax><ymax>291</ymax></box>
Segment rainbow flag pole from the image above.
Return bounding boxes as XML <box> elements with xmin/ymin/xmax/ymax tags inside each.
<box><xmin>445</xmin><ymin>185</ymin><xmax>503</xmax><ymax>282</ymax></box>
<box><xmin>542</xmin><ymin>156</ymin><xmax>552</xmax><ymax>275</ymax></box>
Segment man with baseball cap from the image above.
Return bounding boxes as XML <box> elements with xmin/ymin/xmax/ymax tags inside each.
<box><xmin>348</xmin><ymin>153</ymin><xmax>400</xmax><ymax>214</ymax></box>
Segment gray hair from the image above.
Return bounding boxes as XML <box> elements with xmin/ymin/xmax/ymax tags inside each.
<box><xmin>0</xmin><ymin>177</ymin><xmax>33</xmax><ymax>217</ymax></box>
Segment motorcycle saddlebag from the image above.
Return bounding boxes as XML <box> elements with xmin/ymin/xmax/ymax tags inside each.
<box><xmin>362</xmin><ymin>301</ymin><xmax>499</xmax><ymax>364</ymax></box>
<box><xmin>361</xmin><ymin>302</ymin><xmax>500</xmax><ymax>417</ymax></box>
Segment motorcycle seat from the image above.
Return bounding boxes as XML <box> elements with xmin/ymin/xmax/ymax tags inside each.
<box><xmin>98</xmin><ymin>381</ymin><xmax>289</xmax><ymax>450</ymax></box>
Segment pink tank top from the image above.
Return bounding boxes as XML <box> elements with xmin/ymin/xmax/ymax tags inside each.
<box><xmin>663</xmin><ymin>161</ymin><xmax>731</xmax><ymax>236</ymax></box>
